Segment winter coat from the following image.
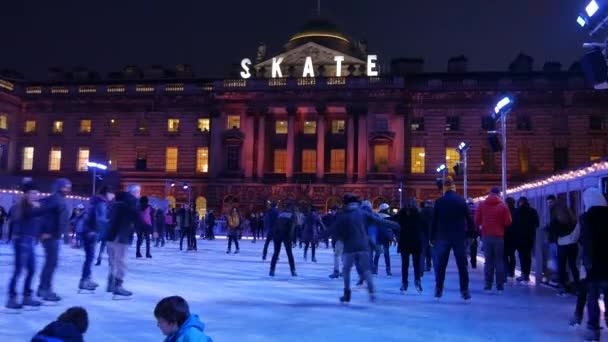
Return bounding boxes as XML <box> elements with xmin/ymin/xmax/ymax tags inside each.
<box><xmin>377</xmin><ymin>212</ymin><xmax>395</xmax><ymax>245</ymax></box>
<box><xmin>302</xmin><ymin>212</ymin><xmax>323</xmax><ymax>242</ymax></box>
<box><xmin>328</xmin><ymin>203</ymin><xmax>400</xmax><ymax>254</ymax></box>
<box><xmin>580</xmin><ymin>206</ymin><xmax>608</xmax><ymax>281</ymax></box>
<box><xmin>40</xmin><ymin>192</ymin><xmax>69</xmax><ymax>239</ymax></box>
<box><xmin>206</xmin><ymin>212</ymin><xmax>215</xmax><ymax>229</ymax></box>
<box><xmin>393</xmin><ymin>208</ymin><xmax>424</xmax><ymax>254</ymax></box>
<box><xmin>10</xmin><ymin>202</ymin><xmax>46</xmax><ymax>238</ymax></box>
<box><xmin>155</xmin><ymin>210</ymin><xmax>165</xmax><ymax>233</ymax></box>
<box><xmin>164</xmin><ymin>314</ymin><xmax>213</xmax><ymax>342</ymax></box>
<box><xmin>105</xmin><ymin>192</ymin><xmax>142</xmax><ymax>244</ymax></box>
<box><xmin>419</xmin><ymin>207</ymin><xmax>433</xmax><ymax>242</ymax></box>
<box><xmin>264</xmin><ymin>207</ymin><xmax>280</xmax><ymax>238</ymax></box>
<box><xmin>431</xmin><ymin>190</ymin><xmax>475</xmax><ymax>242</ymax></box>
<box><xmin>511</xmin><ymin>205</ymin><xmax>539</xmax><ymax>244</ymax></box>
<box><xmin>81</xmin><ymin>195</ymin><xmax>110</xmax><ymax>239</ymax></box>
<box><xmin>474</xmin><ymin>194</ymin><xmax>512</xmax><ymax>238</ymax></box>
<box><xmin>273</xmin><ymin>211</ymin><xmax>296</xmax><ymax>240</ymax></box>
<box><xmin>138</xmin><ymin>205</ymin><xmax>153</xmax><ymax>234</ymax></box>
<box><xmin>31</xmin><ymin>321</ymin><xmax>84</xmax><ymax>342</ymax></box>
<box><xmin>179</xmin><ymin>209</ymin><xmax>194</xmax><ymax>228</ymax></box>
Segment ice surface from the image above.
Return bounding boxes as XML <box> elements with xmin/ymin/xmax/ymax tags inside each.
<box><xmin>0</xmin><ymin>238</ymin><xmax>599</xmax><ymax>341</ymax></box>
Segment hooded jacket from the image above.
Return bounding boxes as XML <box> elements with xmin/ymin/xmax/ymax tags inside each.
<box><xmin>105</xmin><ymin>192</ymin><xmax>142</xmax><ymax>244</ymax></box>
<box><xmin>393</xmin><ymin>208</ymin><xmax>424</xmax><ymax>254</ymax></box>
<box><xmin>31</xmin><ymin>321</ymin><xmax>84</xmax><ymax>342</ymax></box>
<box><xmin>82</xmin><ymin>195</ymin><xmax>110</xmax><ymax>237</ymax></box>
<box><xmin>474</xmin><ymin>194</ymin><xmax>512</xmax><ymax>238</ymax></box>
<box><xmin>511</xmin><ymin>204</ymin><xmax>539</xmax><ymax>243</ymax></box>
<box><xmin>164</xmin><ymin>314</ymin><xmax>213</xmax><ymax>342</ymax></box>
<box><xmin>40</xmin><ymin>191</ymin><xmax>69</xmax><ymax>239</ymax></box>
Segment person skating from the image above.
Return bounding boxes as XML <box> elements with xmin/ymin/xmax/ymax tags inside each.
<box><xmin>374</xmin><ymin>203</ymin><xmax>394</xmax><ymax>277</ymax></box>
<box><xmin>466</xmin><ymin>199</ymin><xmax>479</xmax><ymax>270</ymax></box>
<box><xmin>303</xmin><ymin>207</ymin><xmax>324</xmax><ymax>263</ymax></box>
<box><xmin>104</xmin><ymin>184</ymin><xmax>144</xmax><ymax>297</ymax></box>
<box><xmin>269</xmin><ymin>201</ymin><xmax>298</xmax><ymax>277</ymax></box>
<box><xmin>226</xmin><ymin>207</ymin><xmax>241</xmax><ymax>254</ymax></box>
<box><xmin>37</xmin><ymin>178</ymin><xmax>71</xmax><ymax>302</ymax></box>
<box><xmin>474</xmin><ymin>187</ymin><xmax>512</xmax><ymax>293</ymax></box>
<box><xmin>511</xmin><ymin>197</ymin><xmax>539</xmax><ymax>283</ymax></box>
<box><xmin>394</xmin><ymin>198</ymin><xmax>424</xmax><ymax>293</ymax></box>
<box><xmin>328</xmin><ymin>193</ymin><xmax>399</xmax><ymax>303</ymax></box>
<box><xmin>136</xmin><ymin>196</ymin><xmax>154</xmax><ymax>258</ymax></box>
<box><xmin>431</xmin><ymin>176</ymin><xmax>475</xmax><ymax>301</ymax></box>
<box><xmin>79</xmin><ymin>186</ymin><xmax>114</xmax><ymax>291</ymax></box>
<box><xmin>262</xmin><ymin>201</ymin><xmax>279</xmax><ymax>260</ymax></box>
<box><xmin>548</xmin><ymin>199</ymin><xmax>579</xmax><ymax>295</ymax></box>
<box><xmin>6</xmin><ymin>180</ymin><xmax>45</xmax><ymax>309</ymax></box>
<box><xmin>419</xmin><ymin>201</ymin><xmax>434</xmax><ymax>273</ymax></box>
<box><xmin>578</xmin><ymin>188</ymin><xmax>608</xmax><ymax>342</ymax></box>
<box><xmin>205</xmin><ymin>209</ymin><xmax>216</xmax><ymax>240</ymax></box>
<box><xmin>155</xmin><ymin>208</ymin><xmax>166</xmax><ymax>247</ymax></box>
<box><xmin>0</xmin><ymin>206</ymin><xmax>7</xmax><ymax>242</ymax></box>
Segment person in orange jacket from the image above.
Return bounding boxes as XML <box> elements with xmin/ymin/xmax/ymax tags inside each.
<box><xmin>474</xmin><ymin>187</ymin><xmax>512</xmax><ymax>293</ymax></box>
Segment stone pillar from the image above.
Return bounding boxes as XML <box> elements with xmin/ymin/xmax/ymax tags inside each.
<box><xmin>357</xmin><ymin>108</ymin><xmax>368</xmax><ymax>182</ymax></box>
<box><xmin>346</xmin><ymin>114</ymin><xmax>356</xmax><ymax>180</ymax></box>
<box><xmin>243</xmin><ymin>109</ymin><xmax>255</xmax><ymax>179</ymax></box>
<box><xmin>209</xmin><ymin>110</ymin><xmax>223</xmax><ymax>179</ymax></box>
<box><xmin>286</xmin><ymin>106</ymin><xmax>296</xmax><ymax>180</ymax></box>
<box><xmin>394</xmin><ymin>106</ymin><xmax>406</xmax><ymax>179</ymax></box>
<box><xmin>315</xmin><ymin>105</ymin><xmax>326</xmax><ymax>180</ymax></box>
<box><xmin>256</xmin><ymin>113</ymin><xmax>266</xmax><ymax>178</ymax></box>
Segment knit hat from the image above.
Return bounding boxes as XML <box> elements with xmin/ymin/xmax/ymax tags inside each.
<box><xmin>444</xmin><ymin>176</ymin><xmax>456</xmax><ymax>192</ymax></box>
<box><xmin>490</xmin><ymin>187</ymin><xmax>501</xmax><ymax>195</ymax></box>
<box><xmin>22</xmin><ymin>181</ymin><xmax>39</xmax><ymax>193</ymax></box>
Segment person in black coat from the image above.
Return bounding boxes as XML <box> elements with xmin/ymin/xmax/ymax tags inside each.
<box><xmin>38</xmin><ymin>178</ymin><xmax>71</xmax><ymax>302</ymax></box>
<box><xmin>419</xmin><ymin>201</ymin><xmax>434</xmax><ymax>272</ymax></box>
<box><xmin>269</xmin><ymin>201</ymin><xmax>298</xmax><ymax>277</ymax></box>
<box><xmin>511</xmin><ymin>197</ymin><xmax>539</xmax><ymax>283</ymax></box>
<box><xmin>206</xmin><ymin>210</ymin><xmax>216</xmax><ymax>240</ymax></box>
<box><xmin>262</xmin><ymin>202</ymin><xmax>279</xmax><ymax>261</ymax></box>
<box><xmin>430</xmin><ymin>176</ymin><xmax>475</xmax><ymax>301</ymax></box>
<box><xmin>32</xmin><ymin>306</ymin><xmax>88</xmax><ymax>342</ymax></box>
<box><xmin>394</xmin><ymin>198</ymin><xmax>425</xmax><ymax>293</ymax></box>
<box><xmin>155</xmin><ymin>208</ymin><xmax>166</xmax><ymax>247</ymax></box>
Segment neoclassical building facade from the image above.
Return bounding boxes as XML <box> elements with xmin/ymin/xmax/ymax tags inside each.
<box><xmin>0</xmin><ymin>18</ymin><xmax>607</xmax><ymax>215</ymax></box>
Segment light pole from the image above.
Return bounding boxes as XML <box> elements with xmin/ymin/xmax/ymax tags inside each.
<box><xmin>398</xmin><ymin>181</ymin><xmax>403</xmax><ymax>208</ymax></box>
<box><xmin>458</xmin><ymin>142</ymin><xmax>469</xmax><ymax>200</ymax></box>
<box><xmin>436</xmin><ymin>163</ymin><xmax>447</xmax><ymax>189</ymax></box>
<box><xmin>493</xmin><ymin>96</ymin><xmax>514</xmax><ymax>201</ymax></box>
<box><xmin>86</xmin><ymin>162</ymin><xmax>107</xmax><ymax>196</ymax></box>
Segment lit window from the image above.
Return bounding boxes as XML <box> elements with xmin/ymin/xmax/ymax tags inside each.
<box><xmin>77</xmin><ymin>148</ymin><xmax>90</xmax><ymax>171</ymax></box>
<box><xmin>0</xmin><ymin>114</ymin><xmax>7</xmax><ymax>129</ymax></box>
<box><xmin>52</xmin><ymin>121</ymin><xmax>63</xmax><ymax>134</ymax></box>
<box><xmin>374</xmin><ymin>145</ymin><xmax>389</xmax><ymax>172</ymax></box>
<box><xmin>166</xmin><ymin>147</ymin><xmax>178</xmax><ymax>172</ymax></box>
<box><xmin>168</xmin><ymin>119</ymin><xmax>180</xmax><ymax>132</ymax></box>
<box><xmin>276</xmin><ymin>120</ymin><xmax>288</xmax><ymax>134</ymax></box>
<box><xmin>80</xmin><ymin>120</ymin><xmax>91</xmax><ymax>133</ymax></box>
<box><xmin>302</xmin><ymin>150</ymin><xmax>316</xmax><ymax>173</ymax></box>
<box><xmin>24</xmin><ymin>120</ymin><xmax>36</xmax><ymax>133</ymax></box>
<box><xmin>274</xmin><ymin>150</ymin><xmax>287</xmax><ymax>173</ymax></box>
<box><xmin>196</xmin><ymin>147</ymin><xmax>209</xmax><ymax>173</ymax></box>
<box><xmin>330</xmin><ymin>149</ymin><xmax>345</xmax><ymax>173</ymax></box>
<box><xmin>411</xmin><ymin>147</ymin><xmax>425</xmax><ymax>174</ymax></box>
<box><xmin>445</xmin><ymin>148</ymin><xmax>460</xmax><ymax>172</ymax></box>
<box><xmin>331</xmin><ymin>120</ymin><xmax>345</xmax><ymax>134</ymax></box>
<box><xmin>304</xmin><ymin>121</ymin><xmax>317</xmax><ymax>134</ymax></box>
<box><xmin>22</xmin><ymin>147</ymin><xmax>34</xmax><ymax>170</ymax></box>
<box><xmin>227</xmin><ymin>115</ymin><xmax>240</xmax><ymax>129</ymax></box>
<box><xmin>591</xmin><ymin>155</ymin><xmax>601</xmax><ymax>161</ymax></box>
<box><xmin>49</xmin><ymin>147</ymin><xmax>62</xmax><ymax>171</ymax></box>
<box><xmin>198</xmin><ymin>118</ymin><xmax>210</xmax><ymax>132</ymax></box>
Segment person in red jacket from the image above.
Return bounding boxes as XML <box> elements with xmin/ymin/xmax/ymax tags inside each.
<box><xmin>474</xmin><ymin>187</ymin><xmax>512</xmax><ymax>293</ymax></box>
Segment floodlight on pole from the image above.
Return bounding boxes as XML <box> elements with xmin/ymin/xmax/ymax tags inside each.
<box><xmin>457</xmin><ymin>141</ymin><xmax>469</xmax><ymax>200</ymax></box>
<box><xmin>494</xmin><ymin>96</ymin><xmax>513</xmax><ymax>116</ymax></box>
<box><xmin>577</xmin><ymin>15</ymin><xmax>588</xmax><ymax>27</ymax></box>
<box><xmin>86</xmin><ymin>162</ymin><xmax>107</xmax><ymax>196</ymax></box>
<box><xmin>493</xmin><ymin>95</ymin><xmax>515</xmax><ymax>201</ymax></box>
<box><xmin>586</xmin><ymin>0</ymin><xmax>599</xmax><ymax>17</ymax></box>
<box><xmin>436</xmin><ymin>163</ymin><xmax>447</xmax><ymax>185</ymax></box>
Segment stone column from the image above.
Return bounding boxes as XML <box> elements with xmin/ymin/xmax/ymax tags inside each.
<box><xmin>256</xmin><ymin>112</ymin><xmax>266</xmax><ymax>179</ymax></box>
<box><xmin>209</xmin><ymin>110</ymin><xmax>223</xmax><ymax>179</ymax></box>
<box><xmin>346</xmin><ymin>113</ymin><xmax>356</xmax><ymax>180</ymax></box>
<box><xmin>315</xmin><ymin>105</ymin><xmax>325</xmax><ymax>180</ymax></box>
<box><xmin>286</xmin><ymin>106</ymin><xmax>296</xmax><ymax>180</ymax></box>
<box><xmin>394</xmin><ymin>105</ymin><xmax>406</xmax><ymax>179</ymax></box>
<box><xmin>243</xmin><ymin>109</ymin><xmax>255</xmax><ymax>179</ymax></box>
<box><xmin>357</xmin><ymin>108</ymin><xmax>368</xmax><ymax>182</ymax></box>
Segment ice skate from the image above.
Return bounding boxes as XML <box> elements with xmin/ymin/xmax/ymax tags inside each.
<box><xmin>234</xmin><ymin>250</ymin><xmax>239</xmax><ymax>254</ymax></box>
<box><xmin>106</xmin><ymin>275</ymin><xmax>115</xmax><ymax>293</ymax></box>
<box><xmin>38</xmin><ymin>289</ymin><xmax>61</xmax><ymax>302</ymax></box>
<box><xmin>146</xmin><ymin>253</ymin><xmax>152</xmax><ymax>258</ymax></box>
<box><xmin>434</xmin><ymin>287</ymin><xmax>443</xmax><ymax>301</ymax></box>
<box><xmin>269</xmin><ymin>269</ymin><xmax>275</xmax><ymax>277</ymax></box>
<box><xmin>291</xmin><ymin>271</ymin><xmax>298</xmax><ymax>277</ymax></box>
<box><xmin>568</xmin><ymin>315</ymin><xmax>582</xmax><ymax>327</ymax></box>
<box><xmin>312</xmin><ymin>258</ymin><xmax>317</xmax><ymax>263</ymax></box>
<box><xmin>340</xmin><ymin>289</ymin><xmax>351</xmax><ymax>303</ymax></box>
<box><xmin>400</xmin><ymin>282</ymin><xmax>408</xmax><ymax>293</ymax></box>
<box><xmin>78</xmin><ymin>279</ymin><xmax>97</xmax><ymax>293</ymax></box>
<box><xmin>5</xmin><ymin>297</ymin><xmax>22</xmax><ymax>310</ymax></box>
<box><xmin>136</xmin><ymin>252</ymin><xmax>142</xmax><ymax>258</ymax></box>
<box><xmin>112</xmin><ymin>279</ymin><xmax>133</xmax><ymax>299</ymax></box>
<box><xmin>386</xmin><ymin>270</ymin><xmax>392</xmax><ymax>277</ymax></box>
<box><xmin>461</xmin><ymin>290</ymin><xmax>472</xmax><ymax>301</ymax></box>
<box><xmin>329</xmin><ymin>270</ymin><xmax>340</xmax><ymax>279</ymax></box>
<box><xmin>22</xmin><ymin>296</ymin><xmax>42</xmax><ymax>307</ymax></box>
<box><xmin>415</xmin><ymin>280</ymin><xmax>423</xmax><ymax>294</ymax></box>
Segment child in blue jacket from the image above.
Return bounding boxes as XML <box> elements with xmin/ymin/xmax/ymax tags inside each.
<box><xmin>154</xmin><ymin>296</ymin><xmax>213</xmax><ymax>342</ymax></box>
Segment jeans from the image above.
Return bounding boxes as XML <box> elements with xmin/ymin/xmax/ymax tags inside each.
<box><xmin>263</xmin><ymin>235</ymin><xmax>272</xmax><ymax>259</ymax></box>
<box><xmin>587</xmin><ymin>281</ymin><xmax>608</xmax><ymax>330</ymax></box>
<box><xmin>97</xmin><ymin>240</ymin><xmax>107</xmax><ymax>262</ymax></box>
<box><xmin>421</xmin><ymin>242</ymin><xmax>432</xmax><ymax>271</ymax></box>
<box><xmin>227</xmin><ymin>235</ymin><xmax>240</xmax><ymax>251</ymax></box>
<box><xmin>39</xmin><ymin>239</ymin><xmax>60</xmax><ymax>292</ymax></box>
<box><xmin>81</xmin><ymin>233</ymin><xmax>97</xmax><ymax>280</ymax></box>
<box><xmin>155</xmin><ymin>228</ymin><xmax>165</xmax><ymax>247</ymax></box>
<box><xmin>373</xmin><ymin>243</ymin><xmax>391</xmax><ymax>273</ymax></box>
<box><xmin>558</xmin><ymin>244</ymin><xmax>580</xmax><ymax>286</ymax></box>
<box><xmin>107</xmin><ymin>241</ymin><xmax>128</xmax><ymax>281</ymax></box>
<box><xmin>333</xmin><ymin>241</ymin><xmax>344</xmax><ymax>272</ymax></box>
<box><xmin>180</xmin><ymin>227</ymin><xmax>196</xmax><ymax>250</ymax></box>
<box><xmin>343</xmin><ymin>251</ymin><xmax>374</xmax><ymax>293</ymax></box>
<box><xmin>401</xmin><ymin>249</ymin><xmax>422</xmax><ymax>284</ymax></box>
<box><xmin>136</xmin><ymin>231</ymin><xmax>151</xmax><ymax>256</ymax></box>
<box><xmin>270</xmin><ymin>234</ymin><xmax>296</xmax><ymax>272</ymax></box>
<box><xmin>8</xmin><ymin>237</ymin><xmax>36</xmax><ymax>297</ymax></box>
<box><xmin>504</xmin><ymin>235</ymin><xmax>516</xmax><ymax>277</ymax></box>
<box><xmin>433</xmin><ymin>240</ymin><xmax>469</xmax><ymax>292</ymax></box>
<box><xmin>482</xmin><ymin>236</ymin><xmax>505</xmax><ymax>288</ymax></box>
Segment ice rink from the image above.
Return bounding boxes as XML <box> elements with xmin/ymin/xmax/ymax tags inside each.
<box><xmin>0</xmin><ymin>237</ymin><xmax>599</xmax><ymax>341</ymax></box>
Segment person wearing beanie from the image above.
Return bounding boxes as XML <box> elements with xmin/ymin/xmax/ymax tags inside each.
<box><xmin>373</xmin><ymin>203</ymin><xmax>394</xmax><ymax>277</ymax></box>
<box><xmin>37</xmin><ymin>178</ymin><xmax>71</xmax><ymax>302</ymax></box>
<box><xmin>6</xmin><ymin>181</ymin><xmax>46</xmax><ymax>309</ymax></box>
<box><xmin>431</xmin><ymin>176</ymin><xmax>475</xmax><ymax>301</ymax></box>
<box><xmin>474</xmin><ymin>187</ymin><xmax>512</xmax><ymax>293</ymax></box>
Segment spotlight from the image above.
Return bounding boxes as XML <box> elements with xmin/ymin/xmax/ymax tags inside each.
<box><xmin>458</xmin><ymin>141</ymin><xmax>469</xmax><ymax>152</ymax></box>
<box><xmin>183</xmin><ymin>184</ymin><xmax>189</xmax><ymax>190</ymax></box>
<box><xmin>586</xmin><ymin>0</ymin><xmax>599</xmax><ymax>17</ymax></box>
<box><xmin>170</xmin><ymin>182</ymin><xmax>175</xmax><ymax>187</ymax></box>
<box><xmin>494</xmin><ymin>96</ymin><xmax>512</xmax><ymax>116</ymax></box>
<box><xmin>436</xmin><ymin>164</ymin><xmax>446</xmax><ymax>173</ymax></box>
<box><xmin>577</xmin><ymin>15</ymin><xmax>588</xmax><ymax>27</ymax></box>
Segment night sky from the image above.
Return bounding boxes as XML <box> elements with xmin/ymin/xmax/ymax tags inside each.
<box><xmin>0</xmin><ymin>0</ymin><xmax>590</xmax><ymax>80</ymax></box>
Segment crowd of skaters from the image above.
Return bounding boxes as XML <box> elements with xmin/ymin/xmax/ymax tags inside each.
<box><xmin>1</xmin><ymin>174</ymin><xmax>608</xmax><ymax>341</ymax></box>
